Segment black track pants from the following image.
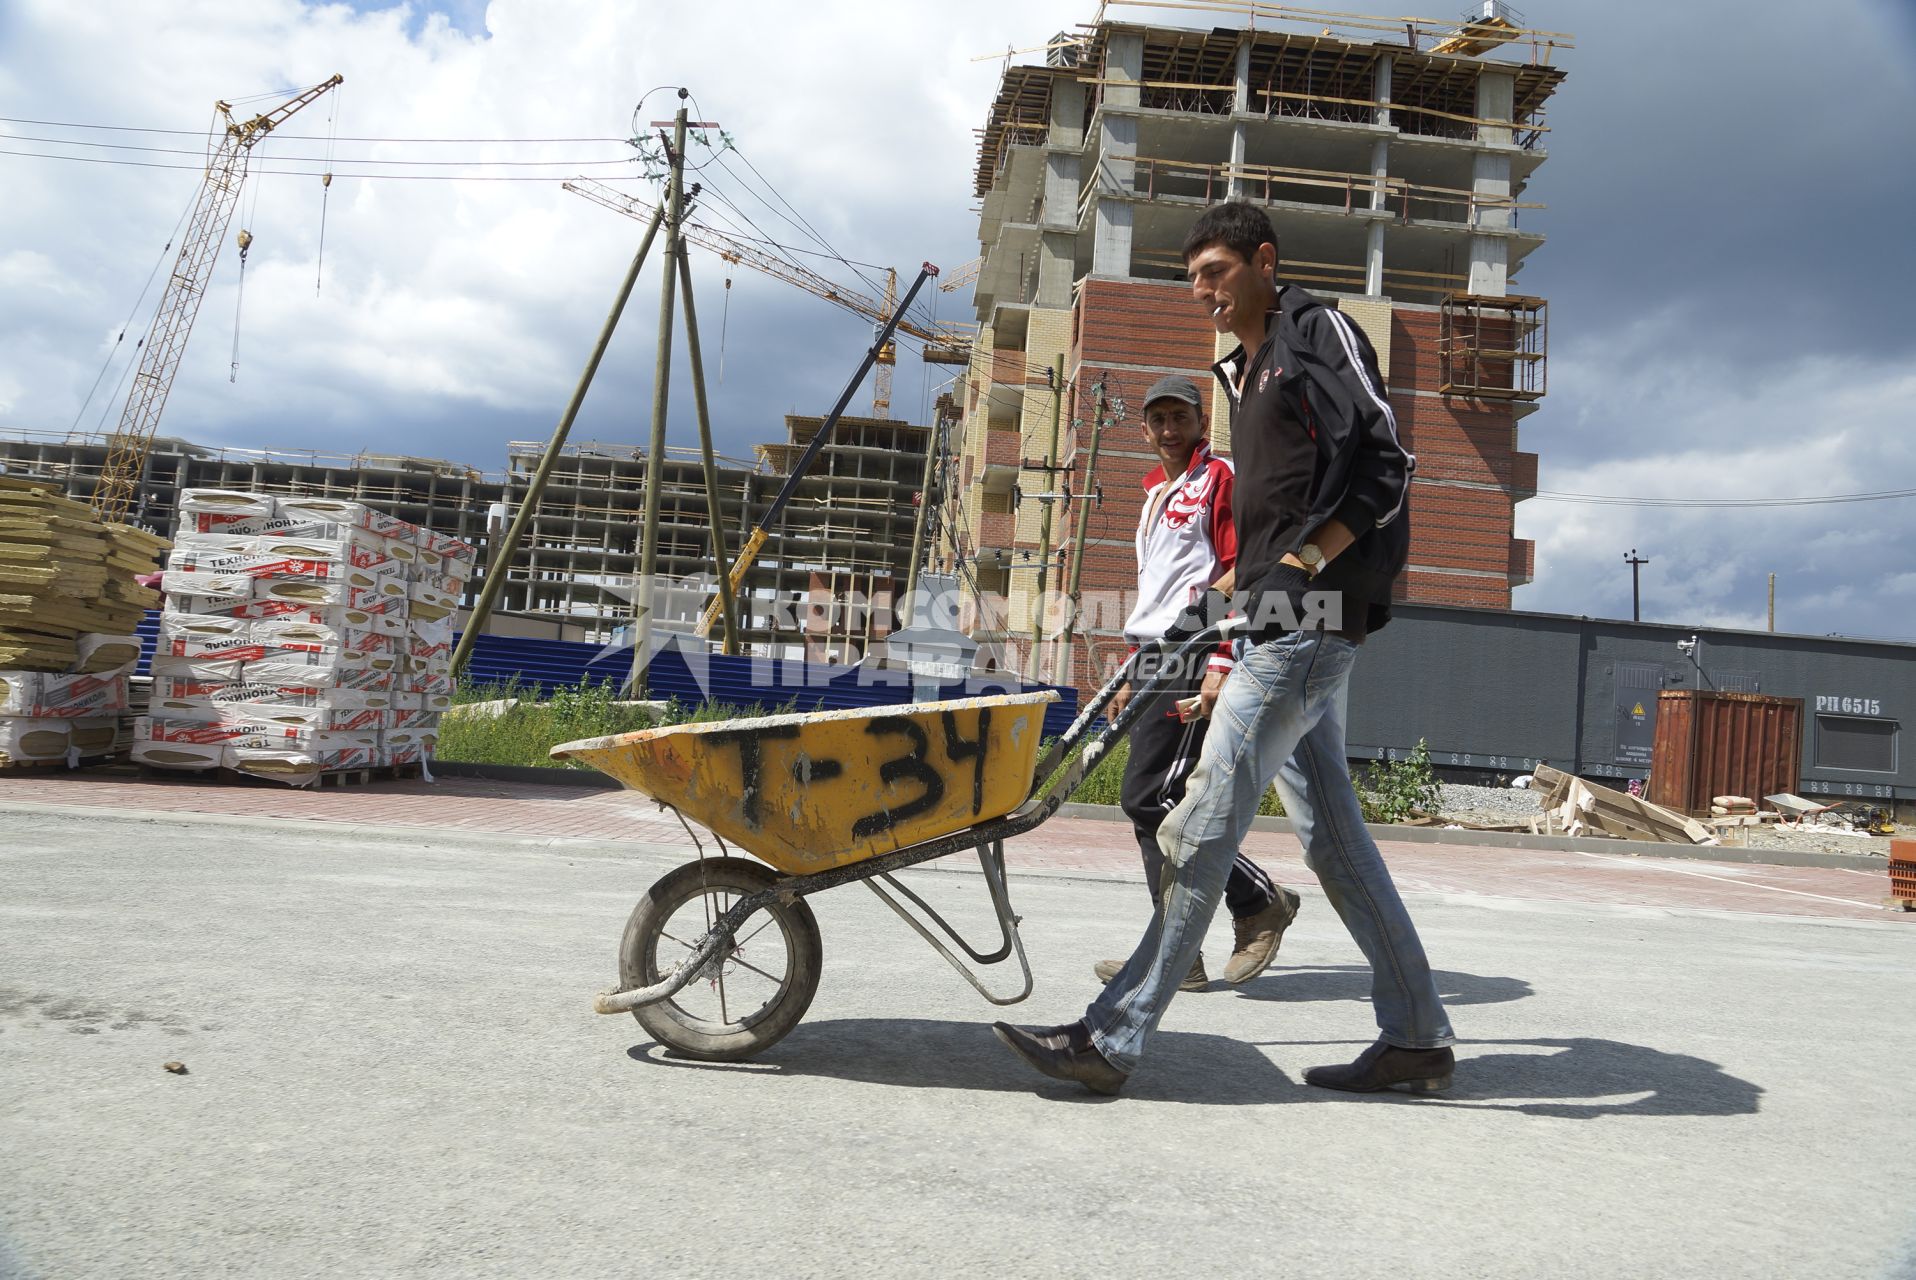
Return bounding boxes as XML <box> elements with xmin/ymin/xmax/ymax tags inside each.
<box><xmin>1117</xmin><ymin>665</ymin><xmax>1279</xmax><ymax>921</ymax></box>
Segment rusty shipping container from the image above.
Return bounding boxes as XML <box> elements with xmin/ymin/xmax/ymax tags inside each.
<box><xmin>1648</xmin><ymin>690</ymin><xmax>1804</xmax><ymax>816</ymax></box>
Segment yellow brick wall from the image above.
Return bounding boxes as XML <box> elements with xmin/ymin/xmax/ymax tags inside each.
<box><xmin>953</xmin><ymin>322</ymin><xmax>996</xmax><ymax>570</ymax></box>
<box><xmin>1204</xmin><ymin>298</ymin><xmax>1393</xmax><ymax>457</ymax></box>
<box><xmin>962</xmin><ymin>322</ymin><xmax>996</xmax><ymax>467</ymax></box>
<box><xmin>1336</xmin><ymin>298</ymin><xmax>1393</xmax><ymax>384</ymax></box>
<box><xmin>1017</xmin><ymin>307</ymin><xmax>1073</xmax><ymax>543</ymax></box>
<box><xmin>1211</xmin><ymin>329</ymin><xmax>1235</xmax><ymax>455</ymax></box>
<box><xmin>1006</xmin><ymin>578</ymin><xmax>1031</xmax><ymax>638</ymax></box>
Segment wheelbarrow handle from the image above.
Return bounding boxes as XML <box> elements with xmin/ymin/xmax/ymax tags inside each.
<box><xmin>592</xmin><ymin>891</ymin><xmax>770</xmax><ymax>1014</ymax></box>
<box><xmin>1022</xmin><ymin>616</ymin><xmax>1244</xmax><ymax>811</ymax></box>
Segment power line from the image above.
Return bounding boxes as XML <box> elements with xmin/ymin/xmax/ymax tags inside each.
<box><xmin>709</xmin><ymin>146</ymin><xmax>943</xmax><ymax>334</ymax></box>
<box><xmin>715</xmin><ymin>147</ymin><xmax>883</xmax><ymax>299</ymax></box>
<box><xmin>0</xmin><ymin>131</ymin><xmax>638</xmax><ymax>166</ymax></box>
<box><xmin>1528</xmin><ymin>487</ymin><xmax>1916</xmax><ymax>508</ymax></box>
<box><xmin>0</xmin><ymin>148</ymin><xmax>633</xmax><ymax>181</ymax></box>
<box><xmin>0</xmin><ymin>114</ymin><xmax>627</xmax><ymax>143</ymax></box>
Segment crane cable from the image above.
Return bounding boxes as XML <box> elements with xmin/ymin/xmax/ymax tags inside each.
<box><xmin>68</xmin><ymin>184</ymin><xmax>197</xmax><ymax>432</ymax></box>
<box><xmin>229</xmin><ymin>228</ymin><xmax>252</xmax><ymax>383</ymax></box>
<box><xmin>717</xmin><ymin>272</ymin><xmax>732</xmax><ymax>385</ymax></box>
<box><xmin>316</xmin><ymin>87</ymin><xmax>339</xmax><ymax>295</ymax></box>
<box><xmin>230</xmin><ymin>148</ymin><xmax>264</xmax><ymax>383</ymax></box>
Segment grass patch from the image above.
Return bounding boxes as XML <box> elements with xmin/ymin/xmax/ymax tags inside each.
<box><xmin>438</xmin><ymin>681</ymin><xmax>1408</xmax><ymax>830</ymax></box>
<box><xmin>1065</xmin><ymin>733</ymin><xmax>1287</xmax><ymax>816</ymax></box>
<box><xmin>436</xmin><ymin>679</ymin><xmax>797</xmax><ymax>770</ymax></box>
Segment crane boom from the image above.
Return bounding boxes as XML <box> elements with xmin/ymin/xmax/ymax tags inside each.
<box><xmin>938</xmin><ymin>255</ymin><xmax>983</xmax><ymax>292</ymax></box>
<box><xmin>563</xmin><ymin>179</ymin><xmax>974</xmax><ymax>367</ymax></box>
<box><xmin>872</xmin><ymin>268</ymin><xmax>896</xmax><ymax>417</ymax></box>
<box><xmin>91</xmin><ymin>75</ymin><xmax>343</xmax><ymax>524</ymax></box>
<box><xmin>694</xmin><ymin>263</ymin><xmax>940</xmax><ymax>638</ymax></box>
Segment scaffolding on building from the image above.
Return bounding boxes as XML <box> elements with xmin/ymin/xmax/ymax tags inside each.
<box><xmin>955</xmin><ymin>3</ymin><xmax>1573</xmax><ymax>693</ymax></box>
<box><xmin>0</xmin><ymin>408</ymin><xmax>947</xmax><ymax>663</ymax></box>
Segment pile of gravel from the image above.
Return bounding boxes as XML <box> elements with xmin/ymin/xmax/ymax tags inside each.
<box><xmin>1433</xmin><ymin>782</ymin><xmax>1543</xmax><ymax>826</ymax></box>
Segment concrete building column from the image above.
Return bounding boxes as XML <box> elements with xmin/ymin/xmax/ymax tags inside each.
<box><xmin>1039</xmin><ymin>82</ymin><xmax>1085</xmax><ymax>306</ymax></box>
<box><xmin>1092</xmin><ymin>31</ymin><xmax>1142</xmax><ymax>276</ymax></box>
<box><xmin>1467</xmin><ymin>70</ymin><xmax>1514</xmax><ymax>296</ymax></box>
<box><xmin>1364</xmin><ymin>54</ymin><xmax>1392</xmax><ymax>297</ymax></box>
<box><xmin>1228</xmin><ymin>39</ymin><xmax>1251</xmax><ymax>199</ymax></box>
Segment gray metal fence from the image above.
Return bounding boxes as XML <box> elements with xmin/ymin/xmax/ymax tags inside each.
<box><xmin>1348</xmin><ymin>605</ymin><xmax>1916</xmax><ymax>801</ymax></box>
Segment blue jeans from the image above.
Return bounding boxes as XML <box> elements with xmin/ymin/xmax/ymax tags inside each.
<box><xmin>1083</xmin><ymin>629</ymin><xmax>1456</xmax><ymax>1073</ymax></box>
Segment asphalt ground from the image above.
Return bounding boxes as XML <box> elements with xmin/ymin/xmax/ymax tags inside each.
<box><xmin>2</xmin><ymin>803</ymin><xmax>1914</xmax><ymax>1279</ymax></box>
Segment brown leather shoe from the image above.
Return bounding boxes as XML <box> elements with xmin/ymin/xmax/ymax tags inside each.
<box><xmin>1092</xmin><ymin>954</ymin><xmax>1208</xmax><ymax>991</ymax></box>
<box><xmin>1304</xmin><ymin>1039</ymin><xmax>1455</xmax><ymax>1094</ymax></box>
<box><xmin>1222</xmin><ymin>886</ymin><xmax>1302</xmax><ymax>984</ymax></box>
<box><xmin>991</xmin><ymin>1021</ymin><xmax>1127</xmax><ymax>1095</ymax></box>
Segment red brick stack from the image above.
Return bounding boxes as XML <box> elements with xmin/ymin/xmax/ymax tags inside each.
<box><xmin>1891</xmin><ymin>838</ymin><xmax>1916</xmax><ymax>905</ymax></box>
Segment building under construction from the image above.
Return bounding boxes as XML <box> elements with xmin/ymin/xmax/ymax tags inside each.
<box><xmin>0</xmin><ymin>405</ymin><xmax>954</xmax><ymax>664</ymax></box>
<box><xmin>952</xmin><ymin>0</ymin><xmax>1569</xmax><ymax>689</ymax></box>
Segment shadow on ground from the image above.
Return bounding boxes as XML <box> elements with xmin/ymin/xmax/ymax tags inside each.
<box><xmin>1236</xmin><ymin>963</ymin><xmax>1533</xmax><ymax>1007</ymax></box>
<box><xmin>630</xmin><ymin>1017</ymin><xmax>1294</xmax><ymax>1105</ymax></box>
<box><xmin>629</xmin><ymin>1020</ymin><xmax>1762</xmax><ymax>1116</ymax></box>
<box><xmin>1253</xmin><ymin>1036</ymin><xmax>1763</xmax><ymax>1118</ymax></box>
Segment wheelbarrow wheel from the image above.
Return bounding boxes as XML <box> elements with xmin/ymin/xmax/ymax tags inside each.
<box><xmin>622</xmin><ymin>857</ymin><xmax>822</xmax><ymax>1062</ymax></box>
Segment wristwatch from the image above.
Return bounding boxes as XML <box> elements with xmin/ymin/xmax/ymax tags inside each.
<box><xmin>1296</xmin><ymin>543</ymin><xmax>1325</xmax><ymax>577</ymax></box>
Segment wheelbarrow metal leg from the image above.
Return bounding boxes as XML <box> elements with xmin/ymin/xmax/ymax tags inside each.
<box><xmin>861</xmin><ymin>840</ymin><xmax>1034</xmax><ymax>1006</ymax></box>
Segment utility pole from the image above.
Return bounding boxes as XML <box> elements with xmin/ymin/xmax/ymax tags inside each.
<box><xmin>1624</xmin><ymin>549</ymin><xmax>1649</xmax><ymax>622</ymax></box>
<box><xmin>1026</xmin><ymin>354</ymin><xmax>1066</xmax><ymax>682</ymax></box>
<box><xmin>631</xmin><ymin>94</ymin><xmax>691</xmax><ymax>694</ymax></box>
<box><xmin>1768</xmin><ymin>573</ymin><xmax>1776</xmax><ymax>632</ymax></box>
<box><xmin>450</xmin><ymin>203</ymin><xmax>666</xmax><ymax>677</ymax></box>
<box><xmin>1059</xmin><ymin>379</ymin><xmax>1107</xmax><ymax>666</ymax></box>
<box><xmin>675</xmin><ymin>241</ymin><xmax>740</xmax><ymax>653</ymax></box>
<box><xmin>903</xmin><ymin>404</ymin><xmax>946</xmax><ymax>627</ymax></box>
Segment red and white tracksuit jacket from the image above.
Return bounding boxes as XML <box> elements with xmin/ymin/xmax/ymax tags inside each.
<box><xmin>1122</xmin><ymin>442</ymin><xmax>1237</xmax><ymax>675</ymax></box>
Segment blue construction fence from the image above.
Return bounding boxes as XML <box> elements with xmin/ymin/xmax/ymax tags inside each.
<box><xmin>134</xmin><ymin>614</ymin><xmax>1080</xmax><ymax>738</ymax></box>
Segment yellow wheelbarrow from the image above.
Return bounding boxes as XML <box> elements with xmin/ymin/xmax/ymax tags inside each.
<box><xmin>553</xmin><ymin>617</ymin><xmax>1242</xmax><ymax>1061</ymax></box>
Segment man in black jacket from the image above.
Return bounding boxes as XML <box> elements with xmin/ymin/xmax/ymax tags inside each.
<box><xmin>994</xmin><ymin>201</ymin><xmax>1456</xmax><ymax>1096</ymax></box>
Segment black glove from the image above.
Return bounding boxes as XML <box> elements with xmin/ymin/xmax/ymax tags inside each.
<box><xmin>1159</xmin><ymin>587</ymin><xmax>1231</xmax><ymax>648</ymax></box>
<box><xmin>1246</xmin><ymin>564</ymin><xmax>1315</xmax><ymax>642</ymax></box>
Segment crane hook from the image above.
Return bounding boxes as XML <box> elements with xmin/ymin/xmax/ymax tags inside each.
<box><xmin>236</xmin><ymin>228</ymin><xmax>253</xmax><ymax>261</ymax></box>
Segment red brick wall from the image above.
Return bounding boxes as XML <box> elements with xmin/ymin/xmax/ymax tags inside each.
<box><xmin>1078</xmin><ymin>278</ymin><xmax>1215</xmax><ymax>370</ymax></box>
<box><xmin>993</xmin><ymin>281</ymin><xmax>1538</xmax><ymax>696</ymax></box>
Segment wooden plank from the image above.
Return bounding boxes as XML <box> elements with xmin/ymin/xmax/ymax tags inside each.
<box><xmin>1530</xmin><ymin>764</ymin><xmax>1715</xmax><ymax>845</ymax></box>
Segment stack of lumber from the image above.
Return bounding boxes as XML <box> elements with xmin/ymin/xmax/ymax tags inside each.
<box><xmin>135</xmin><ymin>489</ymin><xmax>475</xmax><ymax>786</ymax></box>
<box><xmin>0</xmin><ymin>477</ymin><xmax>166</xmax><ymax>766</ymax></box>
<box><xmin>0</xmin><ymin>477</ymin><xmax>167</xmax><ymax>671</ymax></box>
<box><xmin>1527</xmin><ymin>764</ymin><xmax>1718</xmax><ymax>845</ymax></box>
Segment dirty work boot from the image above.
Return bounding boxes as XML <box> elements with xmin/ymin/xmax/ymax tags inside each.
<box><xmin>1092</xmin><ymin>953</ymin><xmax>1209</xmax><ymax>991</ymax></box>
<box><xmin>1304</xmin><ymin>1039</ymin><xmax>1455</xmax><ymax>1094</ymax></box>
<box><xmin>1222</xmin><ymin>886</ymin><xmax>1302</xmax><ymax>984</ymax></box>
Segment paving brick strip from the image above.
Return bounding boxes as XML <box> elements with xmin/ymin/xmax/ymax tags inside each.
<box><xmin>1</xmin><ymin>772</ymin><xmax>1906</xmax><ymax>926</ymax></box>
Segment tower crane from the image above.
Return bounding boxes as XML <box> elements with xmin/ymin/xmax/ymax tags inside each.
<box><xmin>91</xmin><ymin>75</ymin><xmax>343</xmax><ymax>525</ymax></box>
<box><xmin>563</xmin><ymin>179</ymin><xmax>974</xmax><ymax>417</ymax></box>
<box><xmin>938</xmin><ymin>256</ymin><xmax>983</xmax><ymax>293</ymax></box>
<box><xmin>872</xmin><ymin>267</ymin><xmax>897</xmax><ymax>418</ymax></box>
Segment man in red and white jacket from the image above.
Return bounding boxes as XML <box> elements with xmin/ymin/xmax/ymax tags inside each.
<box><xmin>1094</xmin><ymin>374</ymin><xmax>1300</xmax><ymax>992</ymax></box>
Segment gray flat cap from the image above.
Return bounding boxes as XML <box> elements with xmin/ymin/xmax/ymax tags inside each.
<box><xmin>1142</xmin><ymin>374</ymin><xmax>1204</xmax><ymax>409</ymax></box>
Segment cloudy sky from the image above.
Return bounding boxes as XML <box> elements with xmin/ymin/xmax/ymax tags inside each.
<box><xmin>2</xmin><ymin>0</ymin><xmax>1912</xmax><ymax>639</ymax></box>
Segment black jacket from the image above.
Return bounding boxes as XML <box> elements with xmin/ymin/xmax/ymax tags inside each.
<box><xmin>1212</xmin><ymin>285</ymin><xmax>1414</xmax><ymax>639</ymax></box>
